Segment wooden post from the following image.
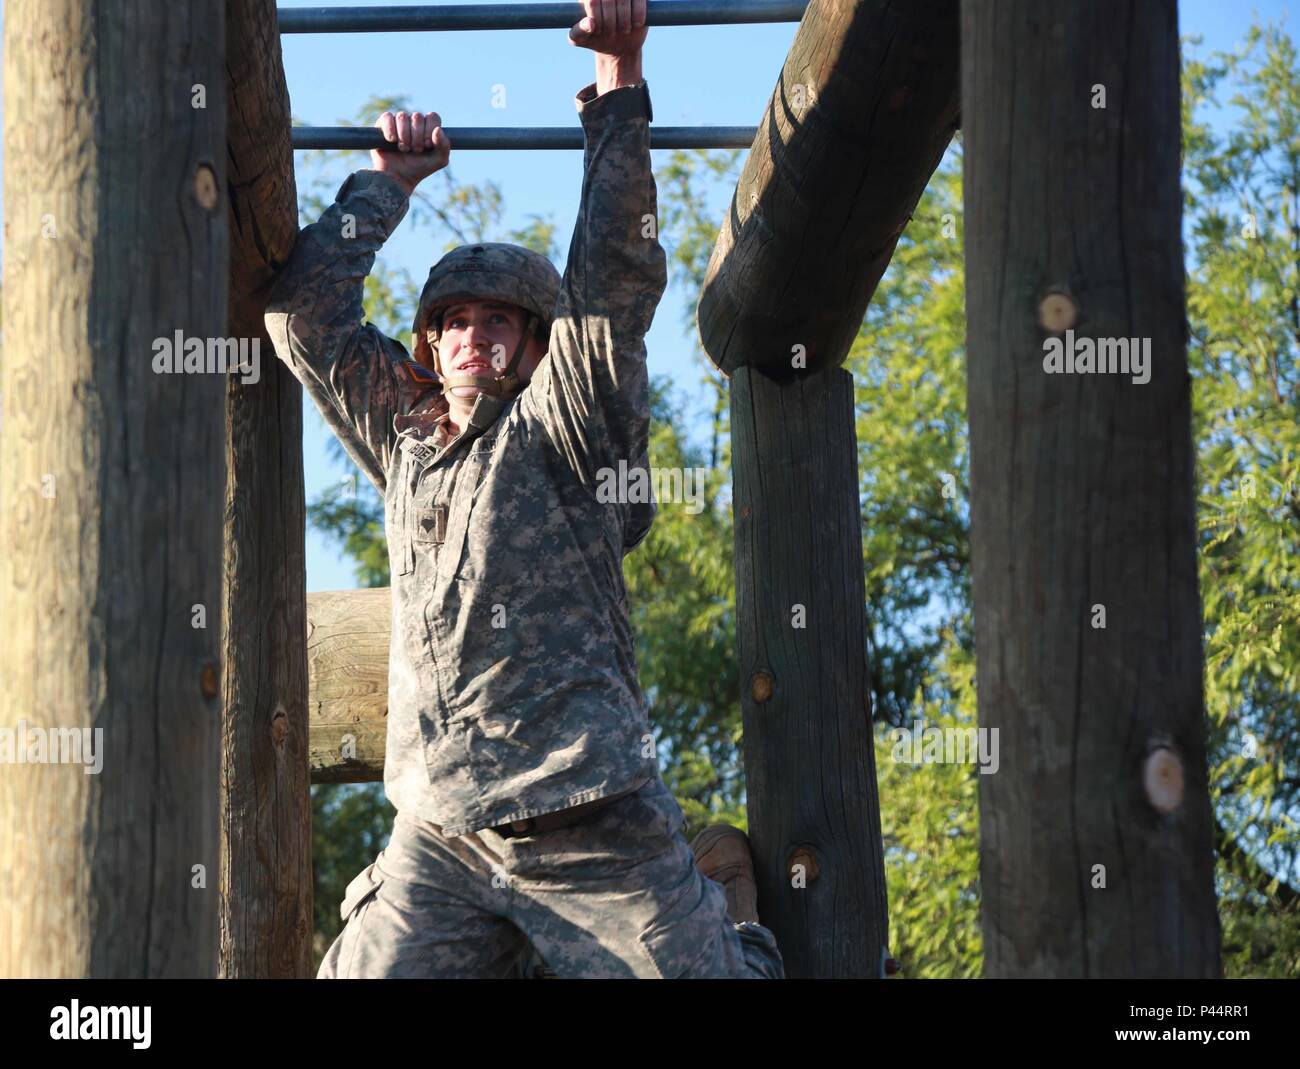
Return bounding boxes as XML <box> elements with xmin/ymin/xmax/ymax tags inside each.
<box><xmin>0</xmin><ymin>0</ymin><xmax>227</xmax><ymax>977</ymax></box>
<box><xmin>962</xmin><ymin>0</ymin><xmax>1222</xmax><ymax>976</ymax></box>
<box><xmin>731</xmin><ymin>366</ymin><xmax>887</xmax><ymax>977</ymax></box>
<box><xmin>221</xmin><ymin>0</ymin><xmax>310</xmax><ymax>978</ymax></box>
<box><xmin>698</xmin><ymin>0</ymin><xmax>960</xmax><ymax>976</ymax></box>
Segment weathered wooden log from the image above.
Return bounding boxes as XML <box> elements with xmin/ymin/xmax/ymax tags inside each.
<box><xmin>730</xmin><ymin>366</ymin><xmax>888</xmax><ymax>978</ymax></box>
<box><xmin>962</xmin><ymin>0</ymin><xmax>1221</xmax><ymax>976</ymax></box>
<box><xmin>0</xmin><ymin>0</ymin><xmax>226</xmax><ymax>977</ymax></box>
<box><xmin>307</xmin><ymin>589</ymin><xmax>392</xmax><ymax>784</ymax></box>
<box><xmin>697</xmin><ymin>0</ymin><xmax>961</xmax><ymax>377</ymax></box>
<box><xmin>221</xmin><ymin>0</ymin><xmax>310</xmax><ymax>979</ymax></box>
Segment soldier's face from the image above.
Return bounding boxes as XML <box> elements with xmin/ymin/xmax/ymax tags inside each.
<box><xmin>436</xmin><ymin>300</ymin><xmax>545</xmax><ymax>397</ymax></box>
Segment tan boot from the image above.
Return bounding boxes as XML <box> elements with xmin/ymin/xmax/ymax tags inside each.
<box><xmin>690</xmin><ymin>824</ymin><xmax>761</xmax><ymax>925</ymax></box>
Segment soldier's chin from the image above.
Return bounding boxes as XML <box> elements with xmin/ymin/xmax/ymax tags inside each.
<box><xmin>448</xmin><ymin>383</ymin><xmax>485</xmax><ymax>399</ymax></box>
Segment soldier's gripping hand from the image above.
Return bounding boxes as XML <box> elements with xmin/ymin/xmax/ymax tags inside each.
<box><xmin>568</xmin><ymin>0</ymin><xmax>648</xmax><ymax>56</ymax></box>
<box><xmin>369</xmin><ymin>110</ymin><xmax>451</xmax><ymax>196</ymax></box>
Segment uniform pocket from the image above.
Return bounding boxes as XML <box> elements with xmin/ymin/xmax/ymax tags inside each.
<box><xmin>393</xmin><ymin>527</ymin><xmax>414</xmax><ymax>577</ymax></box>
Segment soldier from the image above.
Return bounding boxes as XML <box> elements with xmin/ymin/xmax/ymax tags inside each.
<box><xmin>266</xmin><ymin>0</ymin><xmax>784</xmax><ymax>979</ymax></box>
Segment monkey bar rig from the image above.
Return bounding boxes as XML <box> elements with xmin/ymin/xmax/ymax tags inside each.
<box><xmin>285</xmin><ymin>0</ymin><xmax>808</xmax><ymax>150</ymax></box>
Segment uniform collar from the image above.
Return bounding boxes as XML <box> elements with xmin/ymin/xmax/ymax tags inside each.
<box><xmin>433</xmin><ymin>392</ymin><xmax>509</xmax><ymax>449</ymax></box>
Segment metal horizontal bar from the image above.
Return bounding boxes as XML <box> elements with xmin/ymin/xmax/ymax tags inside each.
<box><xmin>292</xmin><ymin>125</ymin><xmax>756</xmax><ymax>149</ymax></box>
<box><xmin>279</xmin><ymin>1</ymin><xmax>807</xmax><ymax>33</ymax></box>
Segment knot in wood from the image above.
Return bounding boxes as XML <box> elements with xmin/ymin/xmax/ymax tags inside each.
<box><xmin>271</xmin><ymin>703</ymin><xmax>289</xmax><ymax>745</ymax></box>
<box><xmin>788</xmin><ymin>846</ymin><xmax>819</xmax><ymax>883</ymax></box>
<box><xmin>750</xmin><ymin>670</ymin><xmax>774</xmax><ymax>703</ymax></box>
<box><xmin>1143</xmin><ymin>745</ymin><xmax>1184</xmax><ymax>813</ymax></box>
<box><xmin>1037</xmin><ymin>291</ymin><xmax>1078</xmax><ymax>332</ymax></box>
<box><xmin>193</xmin><ymin>164</ymin><xmax>219</xmax><ymax>211</ymax></box>
<box><xmin>200</xmin><ymin>661</ymin><xmax>219</xmax><ymax>700</ymax></box>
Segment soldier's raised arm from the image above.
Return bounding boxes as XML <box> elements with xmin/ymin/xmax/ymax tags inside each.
<box><xmin>520</xmin><ymin>1</ymin><xmax>668</xmax><ymax>513</ymax></box>
<box><xmin>264</xmin><ymin>110</ymin><xmax>451</xmax><ymax>494</ymax></box>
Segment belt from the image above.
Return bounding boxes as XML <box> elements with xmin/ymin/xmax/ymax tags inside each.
<box><xmin>492</xmin><ymin>783</ymin><xmax>643</xmax><ymax>839</ymax></box>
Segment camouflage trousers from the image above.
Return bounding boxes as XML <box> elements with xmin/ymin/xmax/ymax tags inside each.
<box><xmin>318</xmin><ymin>774</ymin><xmax>785</xmax><ymax>979</ymax></box>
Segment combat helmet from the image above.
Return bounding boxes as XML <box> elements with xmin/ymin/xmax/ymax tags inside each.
<box><xmin>411</xmin><ymin>242</ymin><xmax>562</xmax><ymax>398</ymax></box>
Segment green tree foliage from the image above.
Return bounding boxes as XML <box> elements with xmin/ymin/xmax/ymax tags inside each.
<box><xmin>624</xmin><ymin>372</ymin><xmax>747</xmax><ymax>833</ymax></box>
<box><xmin>626</xmin><ymin>148</ymin><xmax>748</xmax><ymax>832</ymax></box>
<box><xmin>874</xmin><ymin>634</ymin><xmax>981</xmax><ymax>978</ymax></box>
<box><xmin>310</xmin><ymin>779</ymin><xmax>395</xmax><ymax>972</ymax></box>
<box><xmin>299</xmin><ymin>32</ymin><xmax>1300</xmax><ymax>976</ymax></box>
<box><xmin>852</xmin><ymin>152</ymin><xmax>971</xmax><ymax>729</ymax></box>
<box><xmin>848</xmin><ymin>150</ymin><xmax>982</xmax><ymax>978</ymax></box>
<box><xmin>1182</xmin><ymin>24</ymin><xmax>1300</xmax><ymax>977</ymax></box>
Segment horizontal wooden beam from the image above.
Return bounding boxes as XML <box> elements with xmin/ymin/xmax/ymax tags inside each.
<box><xmin>307</xmin><ymin>588</ymin><xmax>390</xmax><ymax>784</ymax></box>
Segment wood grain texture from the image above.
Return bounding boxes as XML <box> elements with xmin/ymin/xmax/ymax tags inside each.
<box><xmin>697</xmin><ymin>0</ymin><xmax>960</xmax><ymax>377</ymax></box>
<box><xmin>220</xmin><ymin>0</ymin><xmax>310</xmax><ymax>978</ymax></box>
<box><xmin>730</xmin><ymin>366</ymin><xmax>887</xmax><ymax>978</ymax></box>
<box><xmin>306</xmin><ymin>589</ymin><xmax>392</xmax><ymax>785</ymax></box>
<box><xmin>962</xmin><ymin>0</ymin><xmax>1221</xmax><ymax>977</ymax></box>
<box><xmin>0</xmin><ymin>0</ymin><xmax>226</xmax><ymax>977</ymax></box>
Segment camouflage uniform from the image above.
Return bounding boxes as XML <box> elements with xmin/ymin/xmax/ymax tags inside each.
<box><xmin>267</xmin><ymin>79</ymin><xmax>784</xmax><ymax>978</ymax></box>
<box><xmin>317</xmin><ymin>774</ymin><xmax>783</xmax><ymax>978</ymax></box>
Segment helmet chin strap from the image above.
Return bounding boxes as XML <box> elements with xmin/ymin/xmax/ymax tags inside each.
<box><xmin>439</xmin><ymin>313</ymin><xmax>539</xmax><ymax>399</ymax></box>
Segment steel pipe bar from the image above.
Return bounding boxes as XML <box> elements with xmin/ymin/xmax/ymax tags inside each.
<box><xmin>278</xmin><ymin>1</ymin><xmax>808</xmax><ymax>34</ymax></box>
<box><xmin>292</xmin><ymin>124</ymin><xmax>757</xmax><ymax>149</ymax></box>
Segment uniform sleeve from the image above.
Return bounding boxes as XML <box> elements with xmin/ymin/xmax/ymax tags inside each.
<box><xmin>520</xmin><ymin>80</ymin><xmax>669</xmax><ymax>546</ymax></box>
<box><xmin>264</xmin><ymin>168</ymin><xmax>431</xmax><ymax>495</ymax></box>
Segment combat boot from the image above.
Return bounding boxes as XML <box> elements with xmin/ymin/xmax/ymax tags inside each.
<box><xmin>690</xmin><ymin>824</ymin><xmax>760</xmax><ymax>925</ymax></box>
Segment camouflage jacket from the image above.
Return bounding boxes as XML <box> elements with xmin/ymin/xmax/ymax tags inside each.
<box><xmin>266</xmin><ymin>80</ymin><xmax>668</xmax><ymax>835</ymax></box>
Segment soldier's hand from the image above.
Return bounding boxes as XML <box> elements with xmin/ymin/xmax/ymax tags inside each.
<box><xmin>370</xmin><ymin>110</ymin><xmax>451</xmax><ymax>195</ymax></box>
<box><xmin>569</xmin><ymin>0</ymin><xmax>647</xmax><ymax>55</ymax></box>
